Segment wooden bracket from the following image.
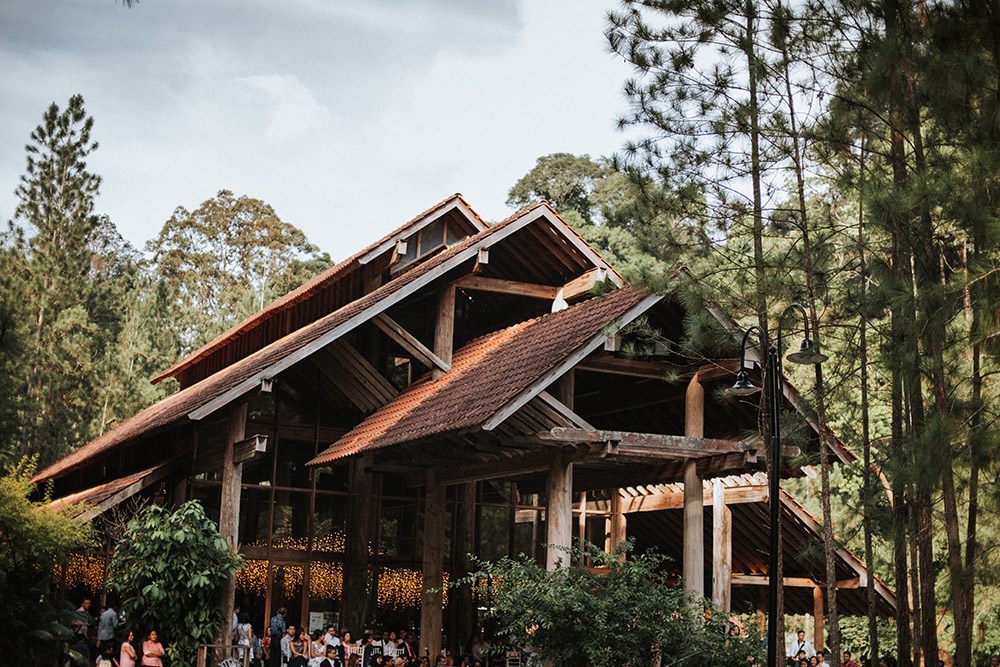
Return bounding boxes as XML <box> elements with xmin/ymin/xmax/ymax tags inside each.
<box><xmin>233</xmin><ymin>434</ymin><xmax>268</xmax><ymax>464</ymax></box>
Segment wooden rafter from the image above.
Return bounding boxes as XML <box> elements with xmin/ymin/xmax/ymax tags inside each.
<box><xmin>373</xmin><ymin>313</ymin><xmax>449</xmax><ymax>372</ymax></box>
<box><xmin>453</xmin><ymin>275</ymin><xmax>559</xmax><ymax>300</ymax></box>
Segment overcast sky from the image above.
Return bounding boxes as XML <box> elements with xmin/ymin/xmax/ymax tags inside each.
<box><xmin>0</xmin><ymin>0</ymin><xmax>634</xmax><ymax>260</ymax></box>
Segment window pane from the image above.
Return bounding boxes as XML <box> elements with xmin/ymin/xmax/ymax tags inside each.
<box><xmin>192</xmin><ymin>483</ymin><xmax>221</xmax><ymax>526</ymax></box>
<box><xmin>239</xmin><ymin>488</ymin><xmax>272</xmax><ymax>547</ymax></box>
<box><xmin>419</xmin><ymin>219</ymin><xmax>445</xmax><ymax>255</ymax></box>
<box><xmin>380</xmin><ymin>498</ymin><xmax>417</xmax><ymax>559</ymax></box>
<box><xmin>274</xmin><ymin>439</ymin><xmax>314</xmax><ymax>489</ymax></box>
<box><xmin>312</xmin><ymin>493</ymin><xmax>347</xmax><ymax>555</ymax></box>
<box><xmin>271</xmin><ymin>490</ymin><xmax>311</xmax><ymax>551</ymax></box>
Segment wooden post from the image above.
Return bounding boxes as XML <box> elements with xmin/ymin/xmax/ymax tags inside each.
<box><xmin>577</xmin><ymin>492</ymin><xmax>587</xmax><ymax>565</ymax></box>
<box><xmin>813</xmin><ymin>585</ymin><xmax>825</xmax><ymax>652</ymax></box>
<box><xmin>608</xmin><ymin>491</ymin><xmax>626</xmax><ymax>561</ymax></box>
<box><xmin>712</xmin><ymin>479</ymin><xmax>732</xmax><ymax>612</ymax></box>
<box><xmin>545</xmin><ymin>450</ymin><xmax>573</xmax><ymax>570</ymax></box>
<box><xmin>218</xmin><ymin>401</ymin><xmax>247</xmax><ymax>647</ymax></box>
<box><xmin>683</xmin><ymin>374</ymin><xmax>705</xmax><ymax>599</ymax></box>
<box><xmin>421</xmin><ymin>473</ymin><xmax>446</xmax><ymax>660</ymax></box>
<box><xmin>451</xmin><ymin>481</ymin><xmax>477</xmax><ymax>654</ymax></box>
<box><xmin>343</xmin><ymin>455</ymin><xmax>374</xmax><ymax>633</ymax></box>
<box><xmin>433</xmin><ymin>285</ymin><xmax>456</xmax><ymax>379</ymax></box>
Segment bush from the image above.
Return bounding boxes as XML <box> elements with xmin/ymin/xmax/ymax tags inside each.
<box><xmin>0</xmin><ymin>459</ymin><xmax>96</xmax><ymax>664</ymax></box>
<box><xmin>454</xmin><ymin>542</ymin><xmax>760</xmax><ymax>667</ymax></box>
<box><xmin>109</xmin><ymin>500</ymin><xmax>243</xmax><ymax>667</ymax></box>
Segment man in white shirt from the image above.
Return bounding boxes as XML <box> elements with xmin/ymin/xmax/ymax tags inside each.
<box><xmin>787</xmin><ymin>629</ymin><xmax>815</xmax><ymax>658</ymax></box>
<box><xmin>281</xmin><ymin>625</ymin><xmax>296</xmax><ymax>665</ymax></box>
<box><xmin>322</xmin><ymin>625</ymin><xmax>341</xmax><ymax>650</ymax></box>
<box><xmin>816</xmin><ymin>650</ymin><xmax>831</xmax><ymax>667</ymax></box>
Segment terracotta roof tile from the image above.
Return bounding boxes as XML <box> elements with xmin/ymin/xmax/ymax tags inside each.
<box><xmin>33</xmin><ymin>203</ymin><xmax>546</xmax><ymax>484</ymax></box>
<box><xmin>309</xmin><ymin>286</ymin><xmax>645</xmax><ymax>465</ymax></box>
<box><xmin>152</xmin><ymin>193</ymin><xmax>484</xmax><ymax>384</ymax></box>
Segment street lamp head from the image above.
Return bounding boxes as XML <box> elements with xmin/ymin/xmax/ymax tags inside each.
<box><xmin>727</xmin><ymin>369</ymin><xmax>762</xmax><ymax>396</ymax></box>
<box><xmin>785</xmin><ymin>338</ymin><xmax>828</xmax><ymax>365</ymax></box>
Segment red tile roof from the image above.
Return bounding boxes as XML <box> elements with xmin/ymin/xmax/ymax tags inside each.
<box><xmin>152</xmin><ymin>193</ymin><xmax>485</xmax><ymax>384</ymax></box>
<box><xmin>309</xmin><ymin>286</ymin><xmax>646</xmax><ymax>465</ymax></box>
<box><xmin>33</xmin><ymin>202</ymin><xmax>550</xmax><ymax>484</ymax></box>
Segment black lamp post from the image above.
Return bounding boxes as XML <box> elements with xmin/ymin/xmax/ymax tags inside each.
<box><xmin>729</xmin><ymin>304</ymin><xmax>827</xmax><ymax>667</ymax></box>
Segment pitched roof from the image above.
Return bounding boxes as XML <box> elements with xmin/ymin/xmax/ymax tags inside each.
<box><xmin>32</xmin><ymin>201</ymin><xmax>558</xmax><ymax>484</ymax></box>
<box><xmin>309</xmin><ymin>286</ymin><xmax>647</xmax><ymax>465</ymax></box>
<box><xmin>151</xmin><ymin>193</ymin><xmax>486</xmax><ymax>384</ymax></box>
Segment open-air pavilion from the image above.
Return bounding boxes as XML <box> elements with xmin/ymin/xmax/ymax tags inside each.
<box><xmin>37</xmin><ymin>194</ymin><xmax>896</xmax><ymax>658</ymax></box>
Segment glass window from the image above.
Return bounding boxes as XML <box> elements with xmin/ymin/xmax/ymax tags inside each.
<box><xmin>380</xmin><ymin>498</ymin><xmax>417</xmax><ymax>559</ymax></box>
<box><xmin>478</xmin><ymin>505</ymin><xmax>510</xmax><ymax>562</ymax></box>
<box><xmin>271</xmin><ymin>490</ymin><xmax>312</xmax><ymax>552</ymax></box>
<box><xmin>274</xmin><ymin>439</ymin><xmax>314</xmax><ymax>489</ymax></box>
<box><xmin>418</xmin><ymin>219</ymin><xmax>445</xmax><ymax>255</ymax></box>
<box><xmin>445</xmin><ymin>221</ymin><xmax>465</xmax><ymax>246</ymax></box>
<box><xmin>191</xmin><ymin>483</ymin><xmax>221</xmax><ymax>526</ymax></box>
<box><xmin>314</xmin><ymin>462</ymin><xmax>349</xmax><ymax>493</ymax></box>
<box><xmin>239</xmin><ymin>488</ymin><xmax>272</xmax><ymax>548</ymax></box>
<box><xmin>312</xmin><ymin>493</ymin><xmax>347</xmax><ymax>555</ymax></box>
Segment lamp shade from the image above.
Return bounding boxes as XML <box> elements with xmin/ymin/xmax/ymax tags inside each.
<box><xmin>727</xmin><ymin>369</ymin><xmax>761</xmax><ymax>396</ymax></box>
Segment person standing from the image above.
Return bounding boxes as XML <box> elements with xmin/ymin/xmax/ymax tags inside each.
<box><xmin>119</xmin><ymin>630</ymin><xmax>137</xmax><ymax>667</ymax></box>
<box><xmin>141</xmin><ymin>630</ymin><xmax>165</xmax><ymax>667</ymax></box>
<box><xmin>97</xmin><ymin>599</ymin><xmax>119</xmax><ymax>656</ymax></box>
<box><xmin>270</xmin><ymin>609</ymin><xmax>288</xmax><ymax>667</ymax></box>
<box><xmin>236</xmin><ymin>613</ymin><xmax>254</xmax><ymax>663</ymax></box>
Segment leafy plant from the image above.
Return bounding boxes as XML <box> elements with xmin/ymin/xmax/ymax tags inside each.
<box><xmin>453</xmin><ymin>541</ymin><xmax>760</xmax><ymax>667</ymax></box>
<box><xmin>109</xmin><ymin>500</ymin><xmax>244</xmax><ymax>667</ymax></box>
<box><xmin>0</xmin><ymin>459</ymin><xmax>96</xmax><ymax>664</ymax></box>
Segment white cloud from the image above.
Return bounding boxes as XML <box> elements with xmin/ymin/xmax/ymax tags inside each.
<box><xmin>0</xmin><ymin>0</ymin><xmax>634</xmax><ymax>260</ymax></box>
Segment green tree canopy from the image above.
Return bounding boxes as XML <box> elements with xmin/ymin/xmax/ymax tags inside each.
<box><xmin>110</xmin><ymin>500</ymin><xmax>243</xmax><ymax>667</ymax></box>
<box><xmin>147</xmin><ymin>190</ymin><xmax>333</xmax><ymax>353</ymax></box>
<box><xmin>458</xmin><ymin>543</ymin><xmax>759</xmax><ymax>667</ymax></box>
<box><xmin>0</xmin><ymin>460</ymin><xmax>95</xmax><ymax>664</ymax></box>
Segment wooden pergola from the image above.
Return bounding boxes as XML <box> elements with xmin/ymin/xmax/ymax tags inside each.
<box><xmin>36</xmin><ymin>194</ymin><xmax>884</xmax><ymax>659</ymax></box>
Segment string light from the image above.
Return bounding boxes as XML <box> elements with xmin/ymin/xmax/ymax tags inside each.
<box><xmin>63</xmin><ymin>553</ymin><xmax>105</xmax><ymax>592</ymax></box>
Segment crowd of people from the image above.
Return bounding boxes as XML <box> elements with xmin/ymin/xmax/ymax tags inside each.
<box><xmin>258</xmin><ymin>607</ymin><xmax>490</xmax><ymax>667</ymax></box>
<box><xmin>66</xmin><ymin>596</ymin><xmax>165</xmax><ymax>667</ymax></box>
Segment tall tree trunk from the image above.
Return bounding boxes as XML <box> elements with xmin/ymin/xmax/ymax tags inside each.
<box><xmin>856</xmin><ymin>136</ymin><xmax>880</xmax><ymax>663</ymax></box>
<box><xmin>779</xmin><ymin>48</ymin><xmax>840</xmax><ymax>665</ymax></box>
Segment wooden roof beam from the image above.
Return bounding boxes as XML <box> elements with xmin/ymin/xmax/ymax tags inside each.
<box><xmin>453</xmin><ymin>274</ymin><xmax>560</xmax><ymax>300</ymax></box>
<box><xmin>538</xmin><ymin>427</ymin><xmax>756</xmax><ymax>460</ymax></box>
<box><xmin>373</xmin><ymin>313</ymin><xmax>450</xmax><ymax>373</ymax></box>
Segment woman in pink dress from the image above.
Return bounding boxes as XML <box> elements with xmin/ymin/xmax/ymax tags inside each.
<box><xmin>119</xmin><ymin>629</ymin><xmax>137</xmax><ymax>667</ymax></box>
<box><xmin>141</xmin><ymin>630</ymin><xmax>165</xmax><ymax>667</ymax></box>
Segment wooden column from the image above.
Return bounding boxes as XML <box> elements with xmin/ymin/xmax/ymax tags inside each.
<box><xmin>683</xmin><ymin>374</ymin><xmax>705</xmax><ymax>599</ymax></box>
<box><xmin>608</xmin><ymin>490</ymin><xmax>627</xmax><ymax>561</ymax></box>
<box><xmin>712</xmin><ymin>479</ymin><xmax>732</xmax><ymax>611</ymax></box>
<box><xmin>343</xmin><ymin>455</ymin><xmax>374</xmax><ymax>633</ymax></box>
<box><xmin>218</xmin><ymin>401</ymin><xmax>247</xmax><ymax>646</ymax></box>
<box><xmin>577</xmin><ymin>492</ymin><xmax>588</xmax><ymax>565</ymax></box>
<box><xmin>421</xmin><ymin>474</ymin><xmax>446</xmax><ymax>660</ymax></box>
<box><xmin>450</xmin><ymin>481</ymin><xmax>477</xmax><ymax>654</ymax></box>
<box><xmin>813</xmin><ymin>586</ymin><xmax>825</xmax><ymax>651</ymax></box>
<box><xmin>545</xmin><ymin>450</ymin><xmax>574</xmax><ymax>570</ymax></box>
<box><xmin>433</xmin><ymin>285</ymin><xmax>456</xmax><ymax>379</ymax></box>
